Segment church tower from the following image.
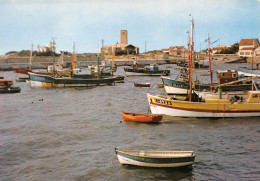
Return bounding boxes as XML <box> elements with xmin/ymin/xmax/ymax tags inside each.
<box><xmin>120</xmin><ymin>30</ymin><xmax>128</xmax><ymax>44</ymax></box>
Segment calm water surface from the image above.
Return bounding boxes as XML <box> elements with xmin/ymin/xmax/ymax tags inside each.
<box><xmin>0</xmin><ymin>63</ymin><xmax>260</xmax><ymax>181</ymax></box>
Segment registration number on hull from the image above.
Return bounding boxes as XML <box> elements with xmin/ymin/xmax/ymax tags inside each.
<box><xmin>154</xmin><ymin>99</ymin><xmax>172</xmax><ymax>105</ymax></box>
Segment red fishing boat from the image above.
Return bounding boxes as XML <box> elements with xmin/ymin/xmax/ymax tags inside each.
<box><xmin>121</xmin><ymin>111</ymin><xmax>163</xmax><ymax>123</ymax></box>
<box><xmin>13</xmin><ymin>67</ymin><xmax>31</xmax><ymax>75</ymax></box>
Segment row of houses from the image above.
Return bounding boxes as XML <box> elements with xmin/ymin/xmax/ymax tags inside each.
<box><xmin>212</xmin><ymin>38</ymin><xmax>260</xmax><ymax>58</ymax></box>
<box><xmin>37</xmin><ymin>35</ymin><xmax>259</xmax><ymax>59</ymax></box>
<box><xmin>156</xmin><ymin>38</ymin><xmax>260</xmax><ymax>59</ymax></box>
<box><xmin>155</xmin><ymin>46</ymin><xmax>188</xmax><ymax>59</ymax></box>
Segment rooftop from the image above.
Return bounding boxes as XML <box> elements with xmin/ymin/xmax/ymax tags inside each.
<box><xmin>239</xmin><ymin>39</ymin><xmax>259</xmax><ymax>46</ymax></box>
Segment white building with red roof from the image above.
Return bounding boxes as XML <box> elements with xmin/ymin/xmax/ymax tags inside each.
<box><xmin>161</xmin><ymin>46</ymin><xmax>186</xmax><ymax>56</ymax></box>
<box><xmin>239</xmin><ymin>38</ymin><xmax>259</xmax><ymax>57</ymax></box>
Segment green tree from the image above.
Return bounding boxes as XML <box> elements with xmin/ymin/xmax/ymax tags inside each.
<box><xmin>218</xmin><ymin>43</ymin><xmax>239</xmax><ymax>54</ymax></box>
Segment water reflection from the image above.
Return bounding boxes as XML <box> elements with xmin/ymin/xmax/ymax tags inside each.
<box><xmin>119</xmin><ymin>165</ymin><xmax>193</xmax><ymax>180</ymax></box>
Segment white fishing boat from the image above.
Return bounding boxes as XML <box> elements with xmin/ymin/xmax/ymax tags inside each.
<box><xmin>115</xmin><ymin>148</ymin><xmax>195</xmax><ymax>168</ymax></box>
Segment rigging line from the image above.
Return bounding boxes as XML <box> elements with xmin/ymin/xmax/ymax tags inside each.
<box><xmin>110</xmin><ymin>154</ymin><xmax>116</xmax><ymax>165</ymax></box>
<box><xmin>146</xmin><ymin>73</ymin><xmax>165</xmax><ymax>93</ymax></box>
<box><xmin>160</xmin><ymin>87</ymin><xmax>166</xmax><ymax>95</ymax></box>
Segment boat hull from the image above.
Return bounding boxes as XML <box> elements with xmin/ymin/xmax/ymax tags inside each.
<box><xmin>13</xmin><ymin>67</ymin><xmax>31</xmax><ymax>75</ymax></box>
<box><xmin>29</xmin><ymin>72</ymin><xmax>116</xmax><ymax>87</ymax></box>
<box><xmin>124</xmin><ymin>68</ymin><xmax>170</xmax><ymax>76</ymax></box>
<box><xmin>134</xmin><ymin>83</ymin><xmax>151</xmax><ymax>87</ymax></box>
<box><xmin>164</xmin><ymin>85</ymin><xmax>189</xmax><ymax>95</ymax></box>
<box><xmin>121</xmin><ymin>111</ymin><xmax>162</xmax><ymax>123</ymax></box>
<box><xmin>115</xmin><ymin>149</ymin><xmax>195</xmax><ymax>168</ymax></box>
<box><xmin>0</xmin><ymin>87</ymin><xmax>21</xmax><ymax>93</ymax></box>
<box><xmin>147</xmin><ymin>93</ymin><xmax>260</xmax><ymax>118</ymax></box>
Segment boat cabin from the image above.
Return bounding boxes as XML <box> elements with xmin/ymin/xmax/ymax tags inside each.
<box><xmin>146</xmin><ymin>64</ymin><xmax>159</xmax><ymax>71</ymax></box>
<box><xmin>217</xmin><ymin>70</ymin><xmax>238</xmax><ymax>84</ymax></box>
<box><xmin>204</xmin><ymin>91</ymin><xmax>260</xmax><ymax>104</ymax></box>
<box><xmin>72</xmin><ymin>67</ymin><xmax>94</xmax><ymax>78</ymax></box>
<box><xmin>246</xmin><ymin>91</ymin><xmax>260</xmax><ymax>103</ymax></box>
<box><xmin>74</xmin><ymin>68</ymin><xmax>92</xmax><ymax>75</ymax></box>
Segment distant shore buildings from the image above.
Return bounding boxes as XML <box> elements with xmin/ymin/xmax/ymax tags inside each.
<box><xmin>212</xmin><ymin>45</ymin><xmax>231</xmax><ymax>54</ymax></box>
<box><xmin>159</xmin><ymin>45</ymin><xmax>187</xmax><ymax>58</ymax></box>
<box><xmin>37</xmin><ymin>41</ymin><xmax>56</xmax><ymax>53</ymax></box>
<box><xmin>101</xmin><ymin>30</ymin><xmax>139</xmax><ymax>57</ymax></box>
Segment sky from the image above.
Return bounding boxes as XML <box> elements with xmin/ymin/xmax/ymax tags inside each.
<box><xmin>0</xmin><ymin>0</ymin><xmax>259</xmax><ymax>55</ymax></box>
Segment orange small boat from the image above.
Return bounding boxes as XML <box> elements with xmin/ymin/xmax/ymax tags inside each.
<box><xmin>121</xmin><ymin>111</ymin><xmax>163</xmax><ymax>123</ymax></box>
<box><xmin>134</xmin><ymin>83</ymin><xmax>151</xmax><ymax>87</ymax></box>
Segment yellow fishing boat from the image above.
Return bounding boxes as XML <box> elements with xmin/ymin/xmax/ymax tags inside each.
<box><xmin>147</xmin><ymin>91</ymin><xmax>260</xmax><ymax>118</ymax></box>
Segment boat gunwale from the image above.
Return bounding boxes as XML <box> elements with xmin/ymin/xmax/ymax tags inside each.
<box><xmin>122</xmin><ymin>111</ymin><xmax>162</xmax><ymax>118</ymax></box>
<box><xmin>147</xmin><ymin>93</ymin><xmax>260</xmax><ymax>114</ymax></box>
<box><xmin>116</xmin><ymin>149</ymin><xmax>195</xmax><ymax>159</ymax></box>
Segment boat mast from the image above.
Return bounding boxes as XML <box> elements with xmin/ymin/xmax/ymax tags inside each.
<box><xmin>29</xmin><ymin>43</ymin><xmax>33</xmax><ymax>69</ymax></box>
<box><xmin>135</xmin><ymin>47</ymin><xmax>138</xmax><ymax>64</ymax></box>
<box><xmin>61</xmin><ymin>51</ymin><xmax>64</xmax><ymax>66</ymax></box>
<box><xmin>97</xmin><ymin>45</ymin><xmax>100</xmax><ymax>78</ymax></box>
<box><xmin>187</xmin><ymin>30</ymin><xmax>190</xmax><ymax>63</ymax></box>
<box><xmin>72</xmin><ymin>41</ymin><xmax>75</xmax><ymax>75</ymax></box>
<box><xmin>252</xmin><ymin>40</ymin><xmax>255</xmax><ymax>70</ymax></box>
<box><xmin>189</xmin><ymin>15</ymin><xmax>194</xmax><ymax>102</ymax></box>
<box><xmin>207</xmin><ymin>33</ymin><xmax>213</xmax><ymax>92</ymax></box>
<box><xmin>52</xmin><ymin>39</ymin><xmax>55</xmax><ymax>77</ymax></box>
<box><xmin>112</xmin><ymin>47</ymin><xmax>114</xmax><ymax>69</ymax></box>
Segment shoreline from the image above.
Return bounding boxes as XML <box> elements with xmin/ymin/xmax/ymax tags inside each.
<box><xmin>0</xmin><ymin>58</ymin><xmax>179</xmax><ymax>71</ymax></box>
<box><xmin>0</xmin><ymin>54</ymin><xmax>255</xmax><ymax>71</ymax></box>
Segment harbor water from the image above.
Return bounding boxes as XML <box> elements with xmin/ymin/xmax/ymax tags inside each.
<box><xmin>0</xmin><ymin>63</ymin><xmax>260</xmax><ymax>180</ymax></box>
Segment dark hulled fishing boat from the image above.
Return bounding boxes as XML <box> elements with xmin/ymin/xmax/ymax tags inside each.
<box><xmin>28</xmin><ymin>72</ymin><xmax>116</xmax><ymax>87</ymax></box>
<box><xmin>124</xmin><ymin>64</ymin><xmax>170</xmax><ymax>76</ymax></box>
<box><xmin>28</xmin><ymin>41</ymin><xmax>119</xmax><ymax>87</ymax></box>
<box><xmin>0</xmin><ymin>80</ymin><xmax>21</xmax><ymax>93</ymax></box>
